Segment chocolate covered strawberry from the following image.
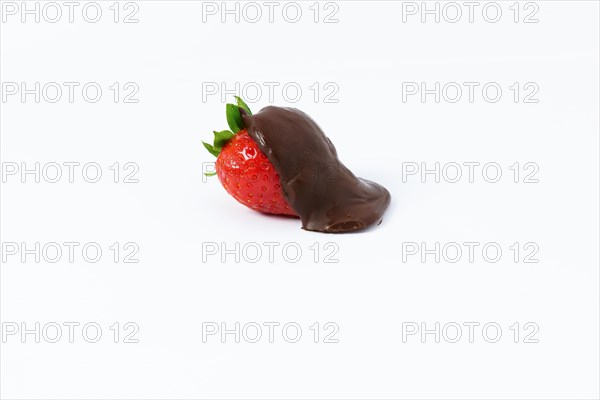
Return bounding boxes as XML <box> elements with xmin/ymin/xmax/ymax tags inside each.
<box><xmin>204</xmin><ymin>98</ymin><xmax>391</xmax><ymax>233</ymax></box>
<box><xmin>203</xmin><ymin>97</ymin><xmax>297</xmax><ymax>217</ymax></box>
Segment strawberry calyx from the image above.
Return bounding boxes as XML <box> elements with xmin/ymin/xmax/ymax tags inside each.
<box><xmin>202</xmin><ymin>96</ymin><xmax>253</xmax><ymax>168</ymax></box>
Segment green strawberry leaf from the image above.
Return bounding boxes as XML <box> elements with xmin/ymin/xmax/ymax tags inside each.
<box><xmin>204</xmin><ymin>97</ymin><xmax>252</xmax><ymax>176</ymax></box>
<box><xmin>202</xmin><ymin>141</ymin><xmax>220</xmax><ymax>158</ymax></box>
<box><xmin>235</xmin><ymin>96</ymin><xmax>252</xmax><ymax>116</ymax></box>
<box><xmin>213</xmin><ymin>130</ymin><xmax>234</xmax><ymax>148</ymax></box>
<box><xmin>226</xmin><ymin>104</ymin><xmax>244</xmax><ymax>133</ymax></box>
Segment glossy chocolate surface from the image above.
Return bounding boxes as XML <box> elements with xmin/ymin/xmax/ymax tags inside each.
<box><xmin>242</xmin><ymin>106</ymin><xmax>391</xmax><ymax>233</ymax></box>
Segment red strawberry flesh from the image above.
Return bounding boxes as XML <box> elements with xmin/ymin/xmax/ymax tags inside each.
<box><xmin>216</xmin><ymin>130</ymin><xmax>298</xmax><ymax>217</ymax></box>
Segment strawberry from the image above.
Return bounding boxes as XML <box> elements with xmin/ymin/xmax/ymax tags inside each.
<box><xmin>203</xmin><ymin>97</ymin><xmax>298</xmax><ymax>217</ymax></box>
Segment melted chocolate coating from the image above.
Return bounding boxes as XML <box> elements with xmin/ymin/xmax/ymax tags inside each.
<box><xmin>241</xmin><ymin>106</ymin><xmax>391</xmax><ymax>233</ymax></box>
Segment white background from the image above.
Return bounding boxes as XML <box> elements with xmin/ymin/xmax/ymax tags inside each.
<box><xmin>1</xmin><ymin>1</ymin><xmax>599</xmax><ymax>399</ymax></box>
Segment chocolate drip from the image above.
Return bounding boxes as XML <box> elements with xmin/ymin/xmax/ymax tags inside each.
<box><xmin>241</xmin><ymin>106</ymin><xmax>391</xmax><ymax>233</ymax></box>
